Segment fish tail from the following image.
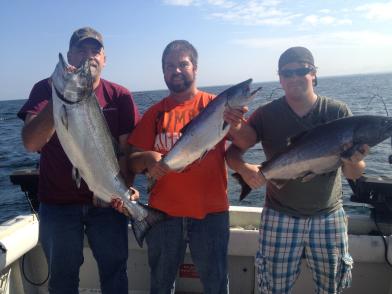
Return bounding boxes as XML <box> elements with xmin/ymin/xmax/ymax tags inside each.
<box><xmin>232</xmin><ymin>172</ymin><xmax>252</xmax><ymax>201</ymax></box>
<box><xmin>142</xmin><ymin>169</ymin><xmax>156</xmax><ymax>193</ymax></box>
<box><xmin>130</xmin><ymin>203</ymin><xmax>167</xmax><ymax>248</ymax></box>
<box><xmin>147</xmin><ymin>177</ymin><xmax>156</xmax><ymax>193</ymax></box>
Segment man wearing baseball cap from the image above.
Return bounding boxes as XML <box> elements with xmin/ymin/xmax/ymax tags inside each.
<box><xmin>69</xmin><ymin>27</ymin><xmax>104</xmax><ymax>48</ymax></box>
<box><xmin>18</xmin><ymin>27</ymin><xmax>140</xmax><ymax>293</ymax></box>
<box><xmin>227</xmin><ymin>46</ymin><xmax>369</xmax><ymax>293</ymax></box>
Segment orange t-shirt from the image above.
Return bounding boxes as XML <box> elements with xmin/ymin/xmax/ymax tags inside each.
<box><xmin>128</xmin><ymin>91</ymin><xmax>229</xmax><ymax>219</ymax></box>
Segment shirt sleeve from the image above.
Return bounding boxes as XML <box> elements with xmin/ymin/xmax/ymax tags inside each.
<box><xmin>17</xmin><ymin>79</ymin><xmax>52</xmax><ymax>121</ymax></box>
<box><xmin>339</xmin><ymin>103</ymin><xmax>352</xmax><ymax>118</ymax></box>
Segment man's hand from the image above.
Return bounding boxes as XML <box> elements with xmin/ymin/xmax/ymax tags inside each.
<box><xmin>239</xmin><ymin>163</ymin><xmax>266</xmax><ymax>189</ymax></box>
<box><xmin>341</xmin><ymin>144</ymin><xmax>370</xmax><ymax>164</ymax></box>
<box><xmin>148</xmin><ymin>161</ymin><xmax>171</xmax><ymax>180</ymax></box>
<box><xmin>223</xmin><ymin>106</ymin><xmax>248</xmax><ymax>129</ymax></box>
<box><xmin>110</xmin><ymin>187</ymin><xmax>140</xmax><ymax>217</ymax></box>
<box><xmin>341</xmin><ymin>144</ymin><xmax>369</xmax><ymax>179</ymax></box>
<box><xmin>144</xmin><ymin>151</ymin><xmax>172</xmax><ymax>180</ymax></box>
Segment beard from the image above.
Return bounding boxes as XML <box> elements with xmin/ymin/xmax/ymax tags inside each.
<box><xmin>89</xmin><ymin>63</ymin><xmax>101</xmax><ymax>80</ymax></box>
<box><xmin>77</xmin><ymin>58</ymin><xmax>101</xmax><ymax>82</ymax></box>
<box><xmin>165</xmin><ymin>74</ymin><xmax>194</xmax><ymax>93</ymax></box>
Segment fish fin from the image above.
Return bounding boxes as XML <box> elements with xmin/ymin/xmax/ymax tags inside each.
<box><xmin>130</xmin><ymin>203</ymin><xmax>167</xmax><ymax>247</ymax></box>
<box><xmin>179</xmin><ymin>121</ymin><xmax>192</xmax><ymax>134</ymax></box>
<box><xmin>141</xmin><ymin>169</ymin><xmax>157</xmax><ymax>193</ymax></box>
<box><xmin>92</xmin><ymin>196</ymin><xmax>110</xmax><ymax>207</ymax></box>
<box><xmin>60</xmin><ymin>105</ymin><xmax>68</xmax><ymax>130</ymax></box>
<box><xmin>301</xmin><ymin>172</ymin><xmax>317</xmax><ymax>182</ymax></box>
<box><xmin>287</xmin><ymin>131</ymin><xmax>308</xmax><ymax>146</ymax></box>
<box><xmin>72</xmin><ymin>167</ymin><xmax>81</xmax><ymax>188</ymax></box>
<box><xmin>112</xmin><ymin>138</ymin><xmax>126</xmax><ymax>159</ymax></box>
<box><xmin>390</xmin><ymin>137</ymin><xmax>392</xmax><ymax>164</ymax></box>
<box><xmin>232</xmin><ymin>172</ymin><xmax>252</xmax><ymax>201</ymax></box>
<box><xmin>198</xmin><ymin>149</ymin><xmax>210</xmax><ymax>163</ymax></box>
<box><xmin>147</xmin><ymin>177</ymin><xmax>156</xmax><ymax>193</ymax></box>
<box><xmin>184</xmin><ymin>149</ymin><xmax>211</xmax><ymax>167</ymax></box>
<box><xmin>269</xmin><ymin>179</ymin><xmax>288</xmax><ymax>189</ymax></box>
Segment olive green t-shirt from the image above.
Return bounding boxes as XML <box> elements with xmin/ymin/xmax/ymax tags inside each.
<box><xmin>248</xmin><ymin>95</ymin><xmax>351</xmax><ymax>217</ymax></box>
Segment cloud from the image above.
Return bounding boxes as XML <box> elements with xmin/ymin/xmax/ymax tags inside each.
<box><xmin>207</xmin><ymin>0</ymin><xmax>236</xmax><ymax>8</ymax></box>
<box><xmin>209</xmin><ymin>10</ymin><xmax>298</xmax><ymax>26</ymax></box>
<box><xmin>319</xmin><ymin>9</ymin><xmax>331</xmax><ymax>14</ymax></box>
<box><xmin>163</xmin><ymin>0</ymin><xmax>196</xmax><ymax>6</ymax></box>
<box><xmin>163</xmin><ymin>0</ymin><xmax>237</xmax><ymax>8</ymax></box>
<box><xmin>164</xmin><ymin>0</ymin><xmax>299</xmax><ymax>26</ymax></box>
<box><xmin>302</xmin><ymin>14</ymin><xmax>352</xmax><ymax>27</ymax></box>
<box><xmin>232</xmin><ymin>30</ymin><xmax>392</xmax><ymax>49</ymax></box>
<box><xmin>163</xmin><ymin>1</ymin><xmax>390</xmax><ymax>28</ymax></box>
<box><xmin>163</xmin><ymin>0</ymin><xmax>356</xmax><ymax>28</ymax></box>
<box><xmin>209</xmin><ymin>1</ymin><xmax>292</xmax><ymax>25</ymax></box>
<box><xmin>356</xmin><ymin>1</ymin><xmax>392</xmax><ymax>21</ymax></box>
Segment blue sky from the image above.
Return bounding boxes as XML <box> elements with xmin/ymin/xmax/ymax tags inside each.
<box><xmin>1</xmin><ymin>0</ymin><xmax>392</xmax><ymax>100</ymax></box>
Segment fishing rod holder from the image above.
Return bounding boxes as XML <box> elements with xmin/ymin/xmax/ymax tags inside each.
<box><xmin>9</xmin><ymin>169</ymin><xmax>40</xmax><ymax>212</ymax></box>
<box><xmin>348</xmin><ymin>176</ymin><xmax>392</xmax><ymax>223</ymax></box>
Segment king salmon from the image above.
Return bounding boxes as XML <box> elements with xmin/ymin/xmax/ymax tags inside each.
<box><xmin>51</xmin><ymin>53</ymin><xmax>165</xmax><ymax>247</ymax></box>
<box><xmin>233</xmin><ymin>115</ymin><xmax>392</xmax><ymax>200</ymax></box>
<box><xmin>162</xmin><ymin>79</ymin><xmax>262</xmax><ymax>172</ymax></box>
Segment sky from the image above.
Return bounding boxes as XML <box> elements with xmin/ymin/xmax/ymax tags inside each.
<box><xmin>1</xmin><ymin>0</ymin><xmax>392</xmax><ymax>100</ymax></box>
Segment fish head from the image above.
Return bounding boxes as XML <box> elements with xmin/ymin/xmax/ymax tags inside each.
<box><xmin>51</xmin><ymin>53</ymin><xmax>93</xmax><ymax>104</ymax></box>
<box><xmin>225</xmin><ymin>78</ymin><xmax>262</xmax><ymax>108</ymax></box>
<box><xmin>354</xmin><ymin>116</ymin><xmax>392</xmax><ymax>147</ymax></box>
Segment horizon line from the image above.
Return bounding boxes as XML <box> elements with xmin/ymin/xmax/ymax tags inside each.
<box><xmin>1</xmin><ymin>70</ymin><xmax>391</xmax><ymax>102</ymax></box>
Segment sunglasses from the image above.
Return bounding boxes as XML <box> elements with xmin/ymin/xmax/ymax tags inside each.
<box><xmin>279</xmin><ymin>67</ymin><xmax>313</xmax><ymax>78</ymax></box>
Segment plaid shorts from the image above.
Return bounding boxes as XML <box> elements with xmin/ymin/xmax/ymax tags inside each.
<box><xmin>256</xmin><ymin>207</ymin><xmax>353</xmax><ymax>294</ymax></box>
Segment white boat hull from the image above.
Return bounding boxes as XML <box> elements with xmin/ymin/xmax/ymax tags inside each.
<box><xmin>1</xmin><ymin>206</ymin><xmax>392</xmax><ymax>294</ymax></box>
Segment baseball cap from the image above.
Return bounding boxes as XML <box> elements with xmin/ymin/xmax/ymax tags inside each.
<box><xmin>278</xmin><ymin>47</ymin><xmax>314</xmax><ymax>70</ymax></box>
<box><xmin>69</xmin><ymin>27</ymin><xmax>104</xmax><ymax>49</ymax></box>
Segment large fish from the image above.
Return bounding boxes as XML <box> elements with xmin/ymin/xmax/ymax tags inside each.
<box><xmin>160</xmin><ymin>79</ymin><xmax>262</xmax><ymax>172</ymax></box>
<box><xmin>51</xmin><ymin>53</ymin><xmax>165</xmax><ymax>247</ymax></box>
<box><xmin>233</xmin><ymin>115</ymin><xmax>392</xmax><ymax>200</ymax></box>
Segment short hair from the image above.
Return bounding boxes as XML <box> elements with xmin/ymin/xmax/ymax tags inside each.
<box><xmin>278</xmin><ymin>46</ymin><xmax>314</xmax><ymax>71</ymax></box>
<box><xmin>162</xmin><ymin>40</ymin><xmax>198</xmax><ymax>70</ymax></box>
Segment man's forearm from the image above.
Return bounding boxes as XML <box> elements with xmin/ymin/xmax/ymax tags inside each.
<box><xmin>128</xmin><ymin>150</ymin><xmax>161</xmax><ymax>174</ymax></box>
<box><xmin>342</xmin><ymin>160</ymin><xmax>366</xmax><ymax>180</ymax></box>
<box><xmin>22</xmin><ymin>103</ymin><xmax>55</xmax><ymax>152</ymax></box>
<box><xmin>226</xmin><ymin>144</ymin><xmax>247</xmax><ymax>173</ymax></box>
<box><xmin>228</xmin><ymin>122</ymin><xmax>257</xmax><ymax>151</ymax></box>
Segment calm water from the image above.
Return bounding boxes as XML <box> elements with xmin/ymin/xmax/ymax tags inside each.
<box><xmin>1</xmin><ymin>73</ymin><xmax>392</xmax><ymax>223</ymax></box>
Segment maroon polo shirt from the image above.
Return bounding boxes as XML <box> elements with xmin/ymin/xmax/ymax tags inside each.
<box><xmin>18</xmin><ymin>78</ymin><xmax>140</xmax><ymax>204</ymax></box>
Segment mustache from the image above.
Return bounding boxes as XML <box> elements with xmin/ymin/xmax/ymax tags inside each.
<box><xmin>170</xmin><ymin>73</ymin><xmax>186</xmax><ymax>81</ymax></box>
<box><xmin>88</xmin><ymin>59</ymin><xmax>99</xmax><ymax>69</ymax></box>
<box><xmin>77</xmin><ymin>58</ymin><xmax>99</xmax><ymax>69</ymax></box>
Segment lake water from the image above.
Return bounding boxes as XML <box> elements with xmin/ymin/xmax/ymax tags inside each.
<box><xmin>1</xmin><ymin>73</ymin><xmax>391</xmax><ymax>223</ymax></box>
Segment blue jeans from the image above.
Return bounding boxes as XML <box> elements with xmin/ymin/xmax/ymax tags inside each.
<box><xmin>39</xmin><ymin>203</ymin><xmax>128</xmax><ymax>294</ymax></box>
<box><xmin>146</xmin><ymin>211</ymin><xmax>230</xmax><ymax>294</ymax></box>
